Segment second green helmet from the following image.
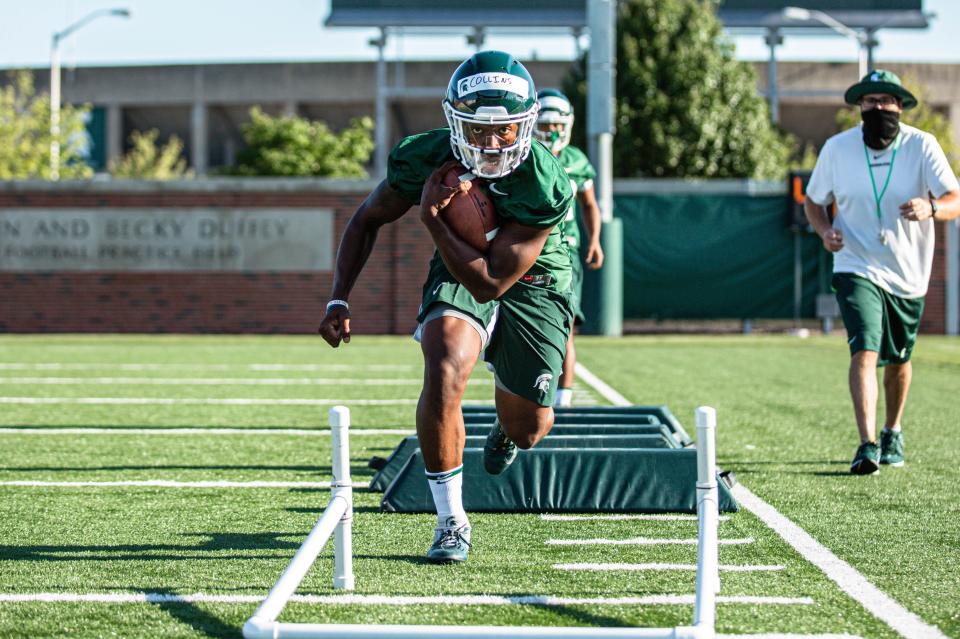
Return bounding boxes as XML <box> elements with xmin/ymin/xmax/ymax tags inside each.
<box><xmin>535</xmin><ymin>88</ymin><xmax>574</xmax><ymax>154</ymax></box>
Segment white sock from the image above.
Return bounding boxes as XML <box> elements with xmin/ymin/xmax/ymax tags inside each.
<box><xmin>425</xmin><ymin>465</ymin><xmax>467</xmax><ymax>527</ymax></box>
<box><xmin>554</xmin><ymin>388</ymin><xmax>573</xmax><ymax>408</ymax></box>
<box><xmin>885</xmin><ymin>425</ymin><xmax>901</xmax><ymax>432</ymax></box>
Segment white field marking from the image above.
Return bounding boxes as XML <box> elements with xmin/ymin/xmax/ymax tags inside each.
<box><xmin>567</xmin><ymin>365</ymin><xmax>947</xmax><ymax>639</ymax></box>
<box><xmin>573</xmin><ymin>362</ymin><xmax>632</xmax><ymax>406</ymax></box>
<box><xmin>0</xmin><ymin>427</ymin><xmax>414</xmax><ymax>436</ymax></box>
<box><xmin>0</xmin><ymin>397</ymin><xmax>423</xmax><ymax>406</ymax></box>
<box><xmin>0</xmin><ymin>376</ymin><xmax>491</xmax><ymax>386</ymax></box>
<box><xmin>545</xmin><ymin>537</ymin><xmax>754</xmax><ymax>546</ymax></box>
<box><xmin>250</xmin><ymin>364</ymin><xmax>416</xmax><ymax>371</ymax></box>
<box><xmin>540</xmin><ymin>513</ymin><xmax>730</xmax><ymax>522</ymax></box>
<box><xmin>0</xmin><ymin>363</ymin><xmax>416</xmax><ymax>372</ymax></box>
<box><xmin>0</xmin><ymin>592</ymin><xmax>814</xmax><ymax>606</ymax></box>
<box><xmin>577</xmin><ymin>364</ymin><xmax>949</xmax><ymax>639</ymax></box>
<box><xmin>0</xmin><ymin>480</ymin><xmax>369</xmax><ymax>489</ymax></box>
<box><xmin>732</xmin><ymin>484</ymin><xmax>951</xmax><ymax>639</ymax></box>
<box><xmin>553</xmin><ymin>562</ymin><xmax>783</xmax><ymax>573</ymax></box>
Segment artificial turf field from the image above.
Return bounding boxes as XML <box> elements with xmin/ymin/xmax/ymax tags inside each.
<box><xmin>0</xmin><ymin>334</ymin><xmax>957</xmax><ymax>639</ymax></box>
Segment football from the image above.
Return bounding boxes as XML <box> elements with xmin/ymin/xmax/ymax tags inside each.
<box><xmin>440</xmin><ymin>166</ymin><xmax>500</xmax><ymax>253</ymax></box>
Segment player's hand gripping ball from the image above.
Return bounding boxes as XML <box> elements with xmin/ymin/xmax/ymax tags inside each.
<box><xmin>440</xmin><ymin>166</ymin><xmax>500</xmax><ymax>252</ymax></box>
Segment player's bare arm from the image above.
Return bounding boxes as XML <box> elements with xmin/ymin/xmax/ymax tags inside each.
<box><xmin>803</xmin><ymin>195</ymin><xmax>844</xmax><ymax>252</ymax></box>
<box><xmin>420</xmin><ymin>162</ymin><xmax>550</xmax><ymax>303</ymax></box>
<box><xmin>900</xmin><ymin>189</ymin><xmax>960</xmax><ymax>222</ymax></box>
<box><xmin>578</xmin><ymin>186</ymin><xmax>604</xmax><ymax>269</ymax></box>
<box><xmin>319</xmin><ymin>181</ymin><xmax>413</xmax><ymax>347</ymax></box>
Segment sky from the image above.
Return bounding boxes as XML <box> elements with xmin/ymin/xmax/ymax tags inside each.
<box><xmin>0</xmin><ymin>0</ymin><xmax>957</xmax><ymax>70</ymax></box>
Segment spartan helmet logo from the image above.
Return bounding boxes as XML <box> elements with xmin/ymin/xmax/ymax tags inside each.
<box><xmin>458</xmin><ymin>78</ymin><xmax>471</xmax><ymax>96</ymax></box>
<box><xmin>534</xmin><ymin>373</ymin><xmax>553</xmax><ymax>394</ymax></box>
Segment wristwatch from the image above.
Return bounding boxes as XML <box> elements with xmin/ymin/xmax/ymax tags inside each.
<box><xmin>929</xmin><ymin>197</ymin><xmax>939</xmax><ymax>221</ymax></box>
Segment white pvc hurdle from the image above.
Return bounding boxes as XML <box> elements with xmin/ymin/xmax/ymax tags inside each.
<box><xmin>243</xmin><ymin>406</ymin><xmax>720</xmax><ymax>639</ymax></box>
<box><xmin>244</xmin><ymin>406</ymin><xmax>354</xmax><ymax>636</ymax></box>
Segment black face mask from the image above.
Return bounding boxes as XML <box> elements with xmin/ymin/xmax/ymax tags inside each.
<box><xmin>861</xmin><ymin>108</ymin><xmax>900</xmax><ymax>150</ymax></box>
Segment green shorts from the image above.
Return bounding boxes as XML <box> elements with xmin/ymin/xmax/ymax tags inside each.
<box><xmin>417</xmin><ymin>254</ymin><xmax>498</xmax><ymax>338</ymax></box>
<box><xmin>832</xmin><ymin>273</ymin><xmax>924</xmax><ymax>367</ymax></box>
<box><xmin>569</xmin><ymin>251</ymin><xmax>585</xmax><ymax>326</ymax></box>
<box><xmin>417</xmin><ymin>254</ymin><xmax>573</xmax><ymax>406</ymax></box>
<box><xmin>484</xmin><ymin>281</ymin><xmax>574</xmax><ymax>407</ymax></box>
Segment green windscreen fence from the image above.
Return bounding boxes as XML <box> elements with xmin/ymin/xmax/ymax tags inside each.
<box><xmin>614</xmin><ymin>193</ymin><xmax>828</xmax><ymax>320</ymax></box>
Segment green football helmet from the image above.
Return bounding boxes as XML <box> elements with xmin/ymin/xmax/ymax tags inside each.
<box><xmin>535</xmin><ymin>88</ymin><xmax>574</xmax><ymax>154</ymax></box>
<box><xmin>443</xmin><ymin>50</ymin><xmax>539</xmax><ymax>179</ymax></box>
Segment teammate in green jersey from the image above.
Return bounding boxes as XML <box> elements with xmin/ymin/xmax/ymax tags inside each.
<box><xmin>318</xmin><ymin>51</ymin><xmax>574</xmax><ymax>564</ymax></box>
<box><xmin>535</xmin><ymin>89</ymin><xmax>604</xmax><ymax>408</ymax></box>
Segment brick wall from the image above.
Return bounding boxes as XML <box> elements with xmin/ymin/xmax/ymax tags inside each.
<box><xmin>922</xmin><ymin>221</ymin><xmax>947</xmax><ymax>335</ymax></box>
<box><xmin>0</xmin><ymin>180</ymin><xmax>435</xmax><ymax>334</ymax></box>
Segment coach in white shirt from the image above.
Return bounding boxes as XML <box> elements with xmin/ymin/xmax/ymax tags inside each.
<box><xmin>804</xmin><ymin>70</ymin><xmax>960</xmax><ymax>476</ymax></box>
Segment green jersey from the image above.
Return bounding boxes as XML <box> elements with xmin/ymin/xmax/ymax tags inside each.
<box><xmin>555</xmin><ymin>145</ymin><xmax>597</xmax><ymax>250</ymax></box>
<box><xmin>388</xmin><ymin>128</ymin><xmax>574</xmax><ymax>292</ymax></box>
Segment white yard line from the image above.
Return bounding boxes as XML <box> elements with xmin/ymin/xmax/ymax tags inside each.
<box><xmin>0</xmin><ymin>363</ymin><xmax>416</xmax><ymax>371</ymax></box>
<box><xmin>0</xmin><ymin>427</ymin><xmax>414</xmax><ymax>436</ymax></box>
<box><xmin>250</xmin><ymin>364</ymin><xmax>416</xmax><ymax>372</ymax></box>
<box><xmin>554</xmin><ymin>562</ymin><xmax>783</xmax><ymax>573</ymax></box>
<box><xmin>0</xmin><ymin>397</ymin><xmax>422</xmax><ymax>406</ymax></box>
<box><xmin>573</xmin><ymin>363</ymin><xmax>632</xmax><ymax>406</ymax></box>
<box><xmin>0</xmin><ymin>592</ymin><xmax>814</xmax><ymax>606</ymax></box>
<box><xmin>0</xmin><ymin>480</ymin><xmax>369</xmax><ymax>489</ymax></box>
<box><xmin>575</xmin><ymin>362</ymin><xmax>950</xmax><ymax>639</ymax></box>
<box><xmin>541</xmin><ymin>514</ymin><xmax>730</xmax><ymax>522</ymax></box>
<box><xmin>0</xmin><ymin>376</ymin><xmax>491</xmax><ymax>386</ymax></box>
<box><xmin>732</xmin><ymin>484</ymin><xmax>950</xmax><ymax>639</ymax></box>
<box><xmin>546</xmin><ymin>537</ymin><xmax>754</xmax><ymax>546</ymax></box>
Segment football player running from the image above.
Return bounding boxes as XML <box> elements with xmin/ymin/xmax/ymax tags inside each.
<box><xmin>535</xmin><ymin>89</ymin><xmax>604</xmax><ymax>408</ymax></box>
<box><xmin>318</xmin><ymin>51</ymin><xmax>575</xmax><ymax>563</ymax></box>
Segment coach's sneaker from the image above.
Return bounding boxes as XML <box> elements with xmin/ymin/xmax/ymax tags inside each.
<box><xmin>426</xmin><ymin>517</ymin><xmax>471</xmax><ymax>564</ymax></box>
<box><xmin>483</xmin><ymin>419</ymin><xmax>518</xmax><ymax>475</ymax></box>
<box><xmin>880</xmin><ymin>429</ymin><xmax>905</xmax><ymax>467</ymax></box>
<box><xmin>850</xmin><ymin>441</ymin><xmax>880</xmax><ymax>475</ymax></box>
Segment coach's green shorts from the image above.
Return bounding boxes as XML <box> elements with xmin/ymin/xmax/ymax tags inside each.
<box><xmin>569</xmin><ymin>252</ymin><xmax>585</xmax><ymax>325</ymax></box>
<box><xmin>484</xmin><ymin>280</ymin><xmax>573</xmax><ymax>407</ymax></box>
<box><xmin>832</xmin><ymin>273</ymin><xmax>924</xmax><ymax>367</ymax></box>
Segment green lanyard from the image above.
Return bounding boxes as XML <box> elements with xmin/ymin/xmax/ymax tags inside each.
<box><xmin>863</xmin><ymin>133</ymin><xmax>901</xmax><ymax>223</ymax></box>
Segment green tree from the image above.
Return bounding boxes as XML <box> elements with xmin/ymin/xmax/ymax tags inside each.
<box><xmin>109</xmin><ymin>129</ymin><xmax>191</xmax><ymax>179</ymax></box>
<box><xmin>834</xmin><ymin>76</ymin><xmax>958</xmax><ymax>175</ymax></box>
<box><xmin>0</xmin><ymin>70</ymin><xmax>92</xmax><ymax>179</ymax></box>
<box><xmin>230</xmin><ymin>108</ymin><xmax>374</xmax><ymax>177</ymax></box>
<box><xmin>563</xmin><ymin>0</ymin><xmax>791</xmax><ymax>179</ymax></box>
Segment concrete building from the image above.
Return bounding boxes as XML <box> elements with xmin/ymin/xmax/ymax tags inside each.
<box><xmin>4</xmin><ymin>59</ymin><xmax>958</xmax><ymax>175</ymax></box>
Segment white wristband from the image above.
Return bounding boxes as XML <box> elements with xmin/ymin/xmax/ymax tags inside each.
<box><xmin>326</xmin><ymin>299</ymin><xmax>349</xmax><ymax>312</ymax></box>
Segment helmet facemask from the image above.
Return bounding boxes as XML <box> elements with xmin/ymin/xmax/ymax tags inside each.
<box><xmin>444</xmin><ymin>102</ymin><xmax>539</xmax><ymax>179</ymax></box>
<box><xmin>535</xmin><ymin>95</ymin><xmax>574</xmax><ymax>154</ymax></box>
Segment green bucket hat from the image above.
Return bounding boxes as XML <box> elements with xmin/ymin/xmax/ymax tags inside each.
<box><xmin>844</xmin><ymin>69</ymin><xmax>917</xmax><ymax>110</ymax></box>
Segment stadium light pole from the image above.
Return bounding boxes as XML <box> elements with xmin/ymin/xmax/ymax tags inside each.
<box><xmin>50</xmin><ymin>7</ymin><xmax>130</xmax><ymax>180</ymax></box>
<box><xmin>783</xmin><ymin>7</ymin><xmax>870</xmax><ymax>78</ymax></box>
